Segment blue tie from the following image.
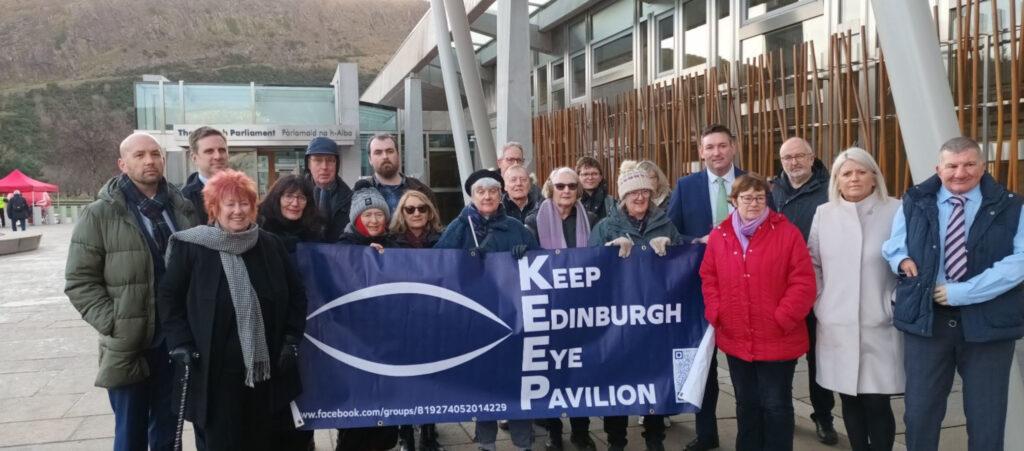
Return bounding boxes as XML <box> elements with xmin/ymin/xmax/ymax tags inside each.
<box><xmin>945</xmin><ymin>196</ymin><xmax>967</xmax><ymax>282</ymax></box>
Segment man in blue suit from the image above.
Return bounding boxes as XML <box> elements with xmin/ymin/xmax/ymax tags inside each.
<box><xmin>666</xmin><ymin>124</ymin><xmax>745</xmax><ymax>451</ymax></box>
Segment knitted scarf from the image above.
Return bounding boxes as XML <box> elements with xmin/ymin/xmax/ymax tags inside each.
<box><xmin>732</xmin><ymin>208</ymin><xmax>770</xmax><ymax>252</ymax></box>
<box><xmin>465</xmin><ymin>203</ymin><xmax>507</xmax><ymax>247</ymax></box>
<box><xmin>537</xmin><ymin>200</ymin><xmax>590</xmax><ymax>249</ymax></box>
<box><xmin>169</xmin><ymin>223</ymin><xmax>270</xmax><ymax>387</ymax></box>
<box><xmin>119</xmin><ymin>174</ymin><xmax>173</xmax><ymax>257</ymax></box>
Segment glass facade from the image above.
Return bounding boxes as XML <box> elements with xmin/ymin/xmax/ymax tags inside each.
<box><xmin>683</xmin><ymin>0</ymin><xmax>708</xmax><ymax>69</ymax></box>
<box><xmin>747</xmin><ymin>0</ymin><xmax>803</xmax><ymax>20</ymax></box>
<box><xmin>657</xmin><ymin>14</ymin><xmax>675</xmax><ymax>74</ymax></box>
<box><xmin>593</xmin><ymin>33</ymin><xmax>633</xmax><ymax>73</ymax></box>
<box><xmin>255</xmin><ymin>87</ymin><xmax>335</xmax><ymax>124</ymax></box>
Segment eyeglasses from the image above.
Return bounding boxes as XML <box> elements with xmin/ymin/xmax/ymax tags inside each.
<box><xmin>403</xmin><ymin>205</ymin><xmax>429</xmax><ymax>214</ymax></box>
<box><xmin>553</xmin><ymin>183</ymin><xmax>578</xmax><ymax>191</ymax></box>
<box><xmin>503</xmin><ymin>157</ymin><xmax>525</xmax><ymax>165</ymax></box>
<box><xmin>579</xmin><ymin>171</ymin><xmax>601</xmax><ymax>178</ymax></box>
<box><xmin>780</xmin><ymin>153</ymin><xmax>813</xmax><ymax>163</ymax></box>
<box><xmin>282</xmin><ymin>193</ymin><xmax>307</xmax><ymax>205</ymax></box>
<box><xmin>737</xmin><ymin>195</ymin><xmax>767</xmax><ymax>205</ymax></box>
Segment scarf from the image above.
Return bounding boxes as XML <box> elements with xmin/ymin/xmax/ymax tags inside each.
<box><xmin>403</xmin><ymin>230</ymin><xmax>425</xmax><ymax>249</ymax></box>
<box><xmin>625</xmin><ymin>208</ymin><xmax>648</xmax><ymax>235</ymax></box>
<box><xmin>732</xmin><ymin>208</ymin><xmax>770</xmax><ymax>252</ymax></box>
<box><xmin>537</xmin><ymin>200</ymin><xmax>590</xmax><ymax>249</ymax></box>
<box><xmin>314</xmin><ymin>180</ymin><xmax>337</xmax><ymax>218</ymax></box>
<box><xmin>465</xmin><ymin>203</ymin><xmax>506</xmax><ymax>247</ymax></box>
<box><xmin>169</xmin><ymin>223</ymin><xmax>270</xmax><ymax>387</ymax></box>
<box><xmin>119</xmin><ymin>174</ymin><xmax>174</xmax><ymax>257</ymax></box>
<box><xmin>581</xmin><ymin>183</ymin><xmax>609</xmax><ymax>216</ymax></box>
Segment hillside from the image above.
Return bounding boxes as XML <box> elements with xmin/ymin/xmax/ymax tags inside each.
<box><xmin>0</xmin><ymin>0</ymin><xmax>428</xmax><ymax>195</ymax></box>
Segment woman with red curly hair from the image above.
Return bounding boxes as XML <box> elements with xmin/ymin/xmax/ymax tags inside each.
<box><xmin>157</xmin><ymin>169</ymin><xmax>308</xmax><ymax>450</ymax></box>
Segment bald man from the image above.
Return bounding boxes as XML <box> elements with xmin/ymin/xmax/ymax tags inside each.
<box><xmin>66</xmin><ymin>132</ymin><xmax>198</xmax><ymax>451</ymax></box>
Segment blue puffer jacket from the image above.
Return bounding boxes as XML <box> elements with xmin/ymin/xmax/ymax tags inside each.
<box><xmin>894</xmin><ymin>173</ymin><xmax>1023</xmax><ymax>342</ymax></box>
<box><xmin>435</xmin><ymin>205</ymin><xmax>539</xmax><ymax>252</ymax></box>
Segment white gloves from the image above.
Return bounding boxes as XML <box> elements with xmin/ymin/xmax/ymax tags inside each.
<box><xmin>649</xmin><ymin>236</ymin><xmax>671</xmax><ymax>256</ymax></box>
<box><xmin>604</xmin><ymin>237</ymin><xmax>634</xmax><ymax>258</ymax></box>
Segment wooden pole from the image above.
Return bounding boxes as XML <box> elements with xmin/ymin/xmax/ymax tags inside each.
<box><xmin>991</xmin><ymin>0</ymin><xmax>1005</xmax><ymax>179</ymax></box>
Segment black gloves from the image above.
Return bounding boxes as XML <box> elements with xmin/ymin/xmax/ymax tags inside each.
<box><xmin>278</xmin><ymin>335</ymin><xmax>300</xmax><ymax>371</ymax></box>
<box><xmin>510</xmin><ymin>244</ymin><xmax>528</xmax><ymax>260</ymax></box>
<box><xmin>169</xmin><ymin>344</ymin><xmax>199</xmax><ymax>366</ymax></box>
<box><xmin>470</xmin><ymin>246</ymin><xmax>487</xmax><ymax>257</ymax></box>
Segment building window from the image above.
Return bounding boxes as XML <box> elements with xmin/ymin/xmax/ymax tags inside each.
<box><xmin>657</xmin><ymin>14</ymin><xmax>675</xmax><ymax>74</ymax></box>
<box><xmin>717</xmin><ymin>0</ymin><xmax>733</xmax><ymax>79</ymax></box>
<box><xmin>746</xmin><ymin>0</ymin><xmax>803</xmax><ymax>20</ymax></box>
<box><xmin>740</xmin><ymin>16</ymin><xmax>826</xmax><ymax>74</ymax></box>
<box><xmin>553</xmin><ymin>60</ymin><xmax>565</xmax><ymax>80</ymax></box>
<box><xmin>569</xmin><ymin>20</ymin><xmax>587</xmax><ymax>53</ymax></box>
<box><xmin>594</xmin><ymin>32</ymin><xmax>633</xmax><ymax>73</ymax></box>
<box><xmin>592</xmin><ymin>76</ymin><xmax>634</xmax><ymax>102</ymax></box>
<box><xmin>571</xmin><ymin>52</ymin><xmax>587</xmax><ymax>99</ymax></box>
<box><xmin>537</xmin><ymin>66</ymin><xmax>549</xmax><ymax>111</ymax></box>
<box><xmin>839</xmin><ymin>0</ymin><xmax>860</xmax><ymax>23</ymax></box>
<box><xmin>552</xmin><ymin>88</ymin><xmax>565</xmax><ymax>110</ymax></box>
<box><xmin>592</xmin><ymin>0</ymin><xmax>634</xmax><ymax>42</ymax></box>
<box><xmin>683</xmin><ymin>0</ymin><xmax>708</xmax><ymax>69</ymax></box>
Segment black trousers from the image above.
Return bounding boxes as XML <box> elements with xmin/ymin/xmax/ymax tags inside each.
<box><xmin>726</xmin><ymin>355</ymin><xmax>797</xmax><ymax>451</ymax></box>
<box><xmin>546</xmin><ymin>417</ymin><xmax>590</xmax><ymax>437</ymax></box>
<box><xmin>603</xmin><ymin>415</ymin><xmax>664</xmax><ymax>447</ymax></box>
<box><xmin>696</xmin><ymin>353</ymin><xmax>720</xmax><ymax>439</ymax></box>
<box><xmin>839</xmin><ymin>393</ymin><xmax>895</xmax><ymax>451</ymax></box>
<box><xmin>805</xmin><ymin>313</ymin><xmax>836</xmax><ymax>424</ymax></box>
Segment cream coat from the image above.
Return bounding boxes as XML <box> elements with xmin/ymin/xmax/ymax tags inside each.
<box><xmin>807</xmin><ymin>195</ymin><xmax>904</xmax><ymax>396</ymax></box>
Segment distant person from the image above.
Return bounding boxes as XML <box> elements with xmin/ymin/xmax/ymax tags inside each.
<box><xmin>181</xmin><ymin>126</ymin><xmax>230</xmax><ymax>225</ymax></box>
<box><xmin>883</xmin><ymin>137</ymin><xmax>1024</xmax><ymax>451</ymax></box>
<box><xmin>7</xmin><ymin>190</ymin><xmax>29</xmax><ymax>231</ymax></box>
<box><xmin>501</xmin><ymin>164</ymin><xmax>537</xmax><ymax>223</ymax></box>
<box><xmin>362</xmin><ymin>133</ymin><xmax>436</xmax><ymax>213</ymax></box>
<box><xmin>304</xmin><ymin>136</ymin><xmax>352</xmax><ymax>242</ymax></box>
<box><xmin>637</xmin><ymin>160</ymin><xmax>671</xmax><ymax>210</ymax></box>
<box><xmin>497</xmin><ymin>141</ymin><xmax>541</xmax><ymax>204</ymax></box>
<box><xmin>575</xmin><ymin>156</ymin><xmax>615</xmax><ymax>221</ymax></box>
<box><xmin>65</xmin><ymin>132</ymin><xmax>198</xmax><ymax>451</ymax></box>
<box><xmin>0</xmin><ymin>192</ymin><xmax>6</xmax><ymax>228</ymax></box>
<box><xmin>770</xmin><ymin>137</ymin><xmax>838</xmax><ymax>445</ymax></box>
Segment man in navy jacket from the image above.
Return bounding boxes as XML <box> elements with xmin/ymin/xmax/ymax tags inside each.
<box><xmin>665</xmin><ymin>124</ymin><xmax>748</xmax><ymax>451</ymax></box>
<box><xmin>883</xmin><ymin>137</ymin><xmax>1024</xmax><ymax>451</ymax></box>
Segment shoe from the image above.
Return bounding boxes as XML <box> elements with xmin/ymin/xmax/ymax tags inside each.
<box><xmin>683</xmin><ymin>436</ymin><xmax>719</xmax><ymax>451</ymax></box>
<box><xmin>499</xmin><ymin>420</ymin><xmax>510</xmax><ymax>430</ymax></box>
<box><xmin>570</xmin><ymin>434</ymin><xmax>596</xmax><ymax>451</ymax></box>
<box><xmin>813</xmin><ymin>418</ymin><xmax>839</xmax><ymax>445</ymax></box>
<box><xmin>663</xmin><ymin>417</ymin><xmax>672</xmax><ymax>428</ymax></box>
<box><xmin>546</xmin><ymin>435</ymin><xmax>563</xmax><ymax>450</ymax></box>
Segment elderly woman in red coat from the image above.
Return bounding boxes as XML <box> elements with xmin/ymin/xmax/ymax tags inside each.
<box><xmin>699</xmin><ymin>173</ymin><xmax>816</xmax><ymax>451</ymax></box>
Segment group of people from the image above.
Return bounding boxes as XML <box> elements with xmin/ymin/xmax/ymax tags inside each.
<box><xmin>62</xmin><ymin>122</ymin><xmax>1022</xmax><ymax>451</ymax></box>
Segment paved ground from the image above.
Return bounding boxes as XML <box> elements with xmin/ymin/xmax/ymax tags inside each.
<box><xmin>0</xmin><ymin>223</ymin><xmax>973</xmax><ymax>450</ymax></box>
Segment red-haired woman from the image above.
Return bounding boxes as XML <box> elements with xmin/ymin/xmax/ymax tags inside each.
<box><xmin>157</xmin><ymin>169</ymin><xmax>307</xmax><ymax>450</ymax></box>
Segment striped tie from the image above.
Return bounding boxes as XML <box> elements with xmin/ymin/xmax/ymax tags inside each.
<box><xmin>944</xmin><ymin>195</ymin><xmax>968</xmax><ymax>282</ymax></box>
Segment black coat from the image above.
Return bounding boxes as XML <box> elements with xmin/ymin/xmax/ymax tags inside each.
<box><xmin>181</xmin><ymin>172</ymin><xmax>208</xmax><ymax>225</ymax></box>
<box><xmin>306</xmin><ymin>175</ymin><xmax>353</xmax><ymax>243</ymax></box>
<box><xmin>391</xmin><ymin>229</ymin><xmax>442</xmax><ymax>249</ymax></box>
<box><xmin>157</xmin><ymin>230</ymin><xmax>306</xmax><ymax>428</ymax></box>
<box><xmin>6</xmin><ymin>194</ymin><xmax>29</xmax><ymax>220</ymax></box>
<box><xmin>771</xmin><ymin>159</ymin><xmax>830</xmax><ymax>240</ymax></box>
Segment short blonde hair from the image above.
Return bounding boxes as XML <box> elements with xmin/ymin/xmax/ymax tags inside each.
<box><xmin>828</xmin><ymin>147</ymin><xmax>889</xmax><ymax>202</ymax></box>
<box><xmin>389</xmin><ymin>190</ymin><xmax>443</xmax><ymax>234</ymax></box>
<box><xmin>541</xmin><ymin>167</ymin><xmax>581</xmax><ymax>200</ymax></box>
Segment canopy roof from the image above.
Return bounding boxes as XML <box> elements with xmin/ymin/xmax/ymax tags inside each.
<box><xmin>0</xmin><ymin>170</ymin><xmax>59</xmax><ymax>192</ymax></box>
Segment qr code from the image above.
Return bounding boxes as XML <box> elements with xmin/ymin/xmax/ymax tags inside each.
<box><xmin>672</xmin><ymin>348</ymin><xmax>697</xmax><ymax>403</ymax></box>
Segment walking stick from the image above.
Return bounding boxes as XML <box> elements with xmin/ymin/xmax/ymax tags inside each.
<box><xmin>173</xmin><ymin>361</ymin><xmax>190</xmax><ymax>451</ymax></box>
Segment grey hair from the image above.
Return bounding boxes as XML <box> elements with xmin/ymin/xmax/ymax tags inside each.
<box><xmin>501</xmin><ymin>141</ymin><xmax>524</xmax><ymax>157</ymax></box>
<box><xmin>939</xmin><ymin>136</ymin><xmax>985</xmax><ymax>164</ymax></box>
<box><xmin>779</xmin><ymin>137</ymin><xmax>813</xmax><ymax>156</ymax></box>
<box><xmin>541</xmin><ymin>166</ymin><xmax>581</xmax><ymax>200</ymax></box>
<box><xmin>828</xmin><ymin>147</ymin><xmax>889</xmax><ymax>203</ymax></box>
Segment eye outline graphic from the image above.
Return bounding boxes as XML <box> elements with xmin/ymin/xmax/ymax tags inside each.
<box><xmin>304</xmin><ymin>282</ymin><xmax>513</xmax><ymax>377</ymax></box>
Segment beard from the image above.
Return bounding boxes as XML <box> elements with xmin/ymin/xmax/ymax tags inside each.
<box><xmin>376</xmin><ymin>162</ymin><xmax>399</xmax><ymax>178</ymax></box>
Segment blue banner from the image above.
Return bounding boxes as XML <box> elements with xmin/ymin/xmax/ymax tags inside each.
<box><xmin>290</xmin><ymin>244</ymin><xmax>714</xmax><ymax>429</ymax></box>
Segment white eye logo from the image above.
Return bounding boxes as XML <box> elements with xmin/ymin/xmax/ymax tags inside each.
<box><xmin>304</xmin><ymin>282</ymin><xmax>513</xmax><ymax>377</ymax></box>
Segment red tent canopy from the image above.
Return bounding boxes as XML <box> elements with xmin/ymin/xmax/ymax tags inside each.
<box><xmin>0</xmin><ymin>169</ymin><xmax>59</xmax><ymax>193</ymax></box>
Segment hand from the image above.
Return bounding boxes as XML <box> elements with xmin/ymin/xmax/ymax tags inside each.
<box><xmin>169</xmin><ymin>344</ymin><xmax>199</xmax><ymax>366</ymax></box>
<box><xmin>899</xmin><ymin>258</ymin><xmax>919</xmax><ymax>277</ymax></box>
<box><xmin>933</xmin><ymin>285</ymin><xmax>949</xmax><ymax>306</ymax></box>
<box><xmin>278</xmin><ymin>335</ymin><xmax>300</xmax><ymax>371</ymax></box>
<box><xmin>605</xmin><ymin>237</ymin><xmax>633</xmax><ymax>258</ymax></box>
<box><xmin>691</xmin><ymin>235</ymin><xmax>709</xmax><ymax>244</ymax></box>
<box><xmin>369</xmin><ymin>242</ymin><xmax>384</xmax><ymax>253</ymax></box>
<box><xmin>649</xmin><ymin>236</ymin><xmax>671</xmax><ymax>257</ymax></box>
<box><xmin>510</xmin><ymin>244</ymin><xmax>528</xmax><ymax>260</ymax></box>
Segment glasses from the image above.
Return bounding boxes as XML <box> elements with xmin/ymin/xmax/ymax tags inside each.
<box><xmin>780</xmin><ymin>153</ymin><xmax>813</xmax><ymax>163</ymax></box>
<box><xmin>737</xmin><ymin>195</ymin><xmax>767</xmax><ymax>205</ymax></box>
<box><xmin>282</xmin><ymin>193</ymin><xmax>307</xmax><ymax>205</ymax></box>
<box><xmin>579</xmin><ymin>171</ymin><xmax>601</xmax><ymax>178</ymax></box>
<box><xmin>503</xmin><ymin>157</ymin><xmax>525</xmax><ymax>165</ymax></box>
<box><xmin>553</xmin><ymin>183</ymin><xmax>578</xmax><ymax>191</ymax></box>
<box><xmin>627</xmin><ymin>190</ymin><xmax>652</xmax><ymax>198</ymax></box>
<box><xmin>403</xmin><ymin>205</ymin><xmax>429</xmax><ymax>214</ymax></box>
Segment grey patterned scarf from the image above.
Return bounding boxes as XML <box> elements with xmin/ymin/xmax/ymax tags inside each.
<box><xmin>169</xmin><ymin>223</ymin><xmax>270</xmax><ymax>387</ymax></box>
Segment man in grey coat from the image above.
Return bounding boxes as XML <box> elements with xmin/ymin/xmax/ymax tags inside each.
<box><xmin>770</xmin><ymin>137</ymin><xmax>838</xmax><ymax>445</ymax></box>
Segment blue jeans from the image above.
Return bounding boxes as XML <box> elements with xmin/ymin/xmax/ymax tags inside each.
<box><xmin>726</xmin><ymin>355</ymin><xmax>797</xmax><ymax>451</ymax></box>
<box><xmin>903</xmin><ymin>308</ymin><xmax>1015</xmax><ymax>451</ymax></box>
<box><xmin>106</xmin><ymin>344</ymin><xmax>176</xmax><ymax>451</ymax></box>
<box><xmin>475</xmin><ymin>419</ymin><xmax>533</xmax><ymax>450</ymax></box>
<box><xmin>12</xmin><ymin>218</ymin><xmax>25</xmax><ymax>231</ymax></box>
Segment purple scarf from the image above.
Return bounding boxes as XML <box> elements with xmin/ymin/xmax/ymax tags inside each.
<box><xmin>732</xmin><ymin>208</ymin><xmax>770</xmax><ymax>252</ymax></box>
<box><xmin>537</xmin><ymin>200</ymin><xmax>590</xmax><ymax>249</ymax></box>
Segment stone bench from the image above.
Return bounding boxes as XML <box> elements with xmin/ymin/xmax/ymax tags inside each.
<box><xmin>0</xmin><ymin>230</ymin><xmax>42</xmax><ymax>255</ymax></box>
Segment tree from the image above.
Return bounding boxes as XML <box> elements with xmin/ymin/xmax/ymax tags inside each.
<box><xmin>41</xmin><ymin>95</ymin><xmax>133</xmax><ymax>197</ymax></box>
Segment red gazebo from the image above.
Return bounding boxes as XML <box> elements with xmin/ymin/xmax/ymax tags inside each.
<box><xmin>0</xmin><ymin>169</ymin><xmax>59</xmax><ymax>208</ymax></box>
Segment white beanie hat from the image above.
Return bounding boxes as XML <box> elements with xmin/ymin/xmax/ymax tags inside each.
<box><xmin>616</xmin><ymin>160</ymin><xmax>654</xmax><ymax>197</ymax></box>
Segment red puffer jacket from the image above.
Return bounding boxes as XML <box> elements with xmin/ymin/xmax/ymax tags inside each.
<box><xmin>700</xmin><ymin>211</ymin><xmax>816</xmax><ymax>362</ymax></box>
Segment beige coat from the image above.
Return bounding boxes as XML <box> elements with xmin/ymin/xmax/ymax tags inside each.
<box><xmin>807</xmin><ymin>195</ymin><xmax>904</xmax><ymax>396</ymax></box>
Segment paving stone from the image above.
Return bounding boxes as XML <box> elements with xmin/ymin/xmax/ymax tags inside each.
<box><xmin>0</xmin><ymin>394</ymin><xmax>80</xmax><ymax>423</ymax></box>
<box><xmin>63</xmin><ymin>389</ymin><xmax>110</xmax><ymax>417</ymax></box>
<box><xmin>0</xmin><ymin>371</ymin><xmax>58</xmax><ymax>399</ymax></box>
<box><xmin>0</xmin><ymin>417</ymin><xmax>82</xmax><ymax>447</ymax></box>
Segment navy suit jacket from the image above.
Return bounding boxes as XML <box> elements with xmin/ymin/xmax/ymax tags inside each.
<box><xmin>667</xmin><ymin>167</ymin><xmax>748</xmax><ymax>243</ymax></box>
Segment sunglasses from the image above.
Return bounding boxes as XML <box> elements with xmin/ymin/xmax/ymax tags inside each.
<box><xmin>403</xmin><ymin>205</ymin><xmax>430</xmax><ymax>214</ymax></box>
<box><xmin>554</xmin><ymin>183</ymin><xmax>578</xmax><ymax>191</ymax></box>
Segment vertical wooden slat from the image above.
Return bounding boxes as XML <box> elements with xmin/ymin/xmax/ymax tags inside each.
<box><xmin>970</xmin><ymin>0</ymin><xmax>981</xmax><ymax>139</ymax></box>
<box><xmin>956</xmin><ymin>0</ymin><xmax>967</xmax><ymax>132</ymax></box>
<box><xmin>991</xmin><ymin>0</ymin><xmax>1004</xmax><ymax>178</ymax></box>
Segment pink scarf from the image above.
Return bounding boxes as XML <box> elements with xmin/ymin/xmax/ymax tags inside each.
<box><xmin>731</xmin><ymin>208</ymin><xmax>770</xmax><ymax>252</ymax></box>
<box><xmin>537</xmin><ymin>200</ymin><xmax>591</xmax><ymax>249</ymax></box>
